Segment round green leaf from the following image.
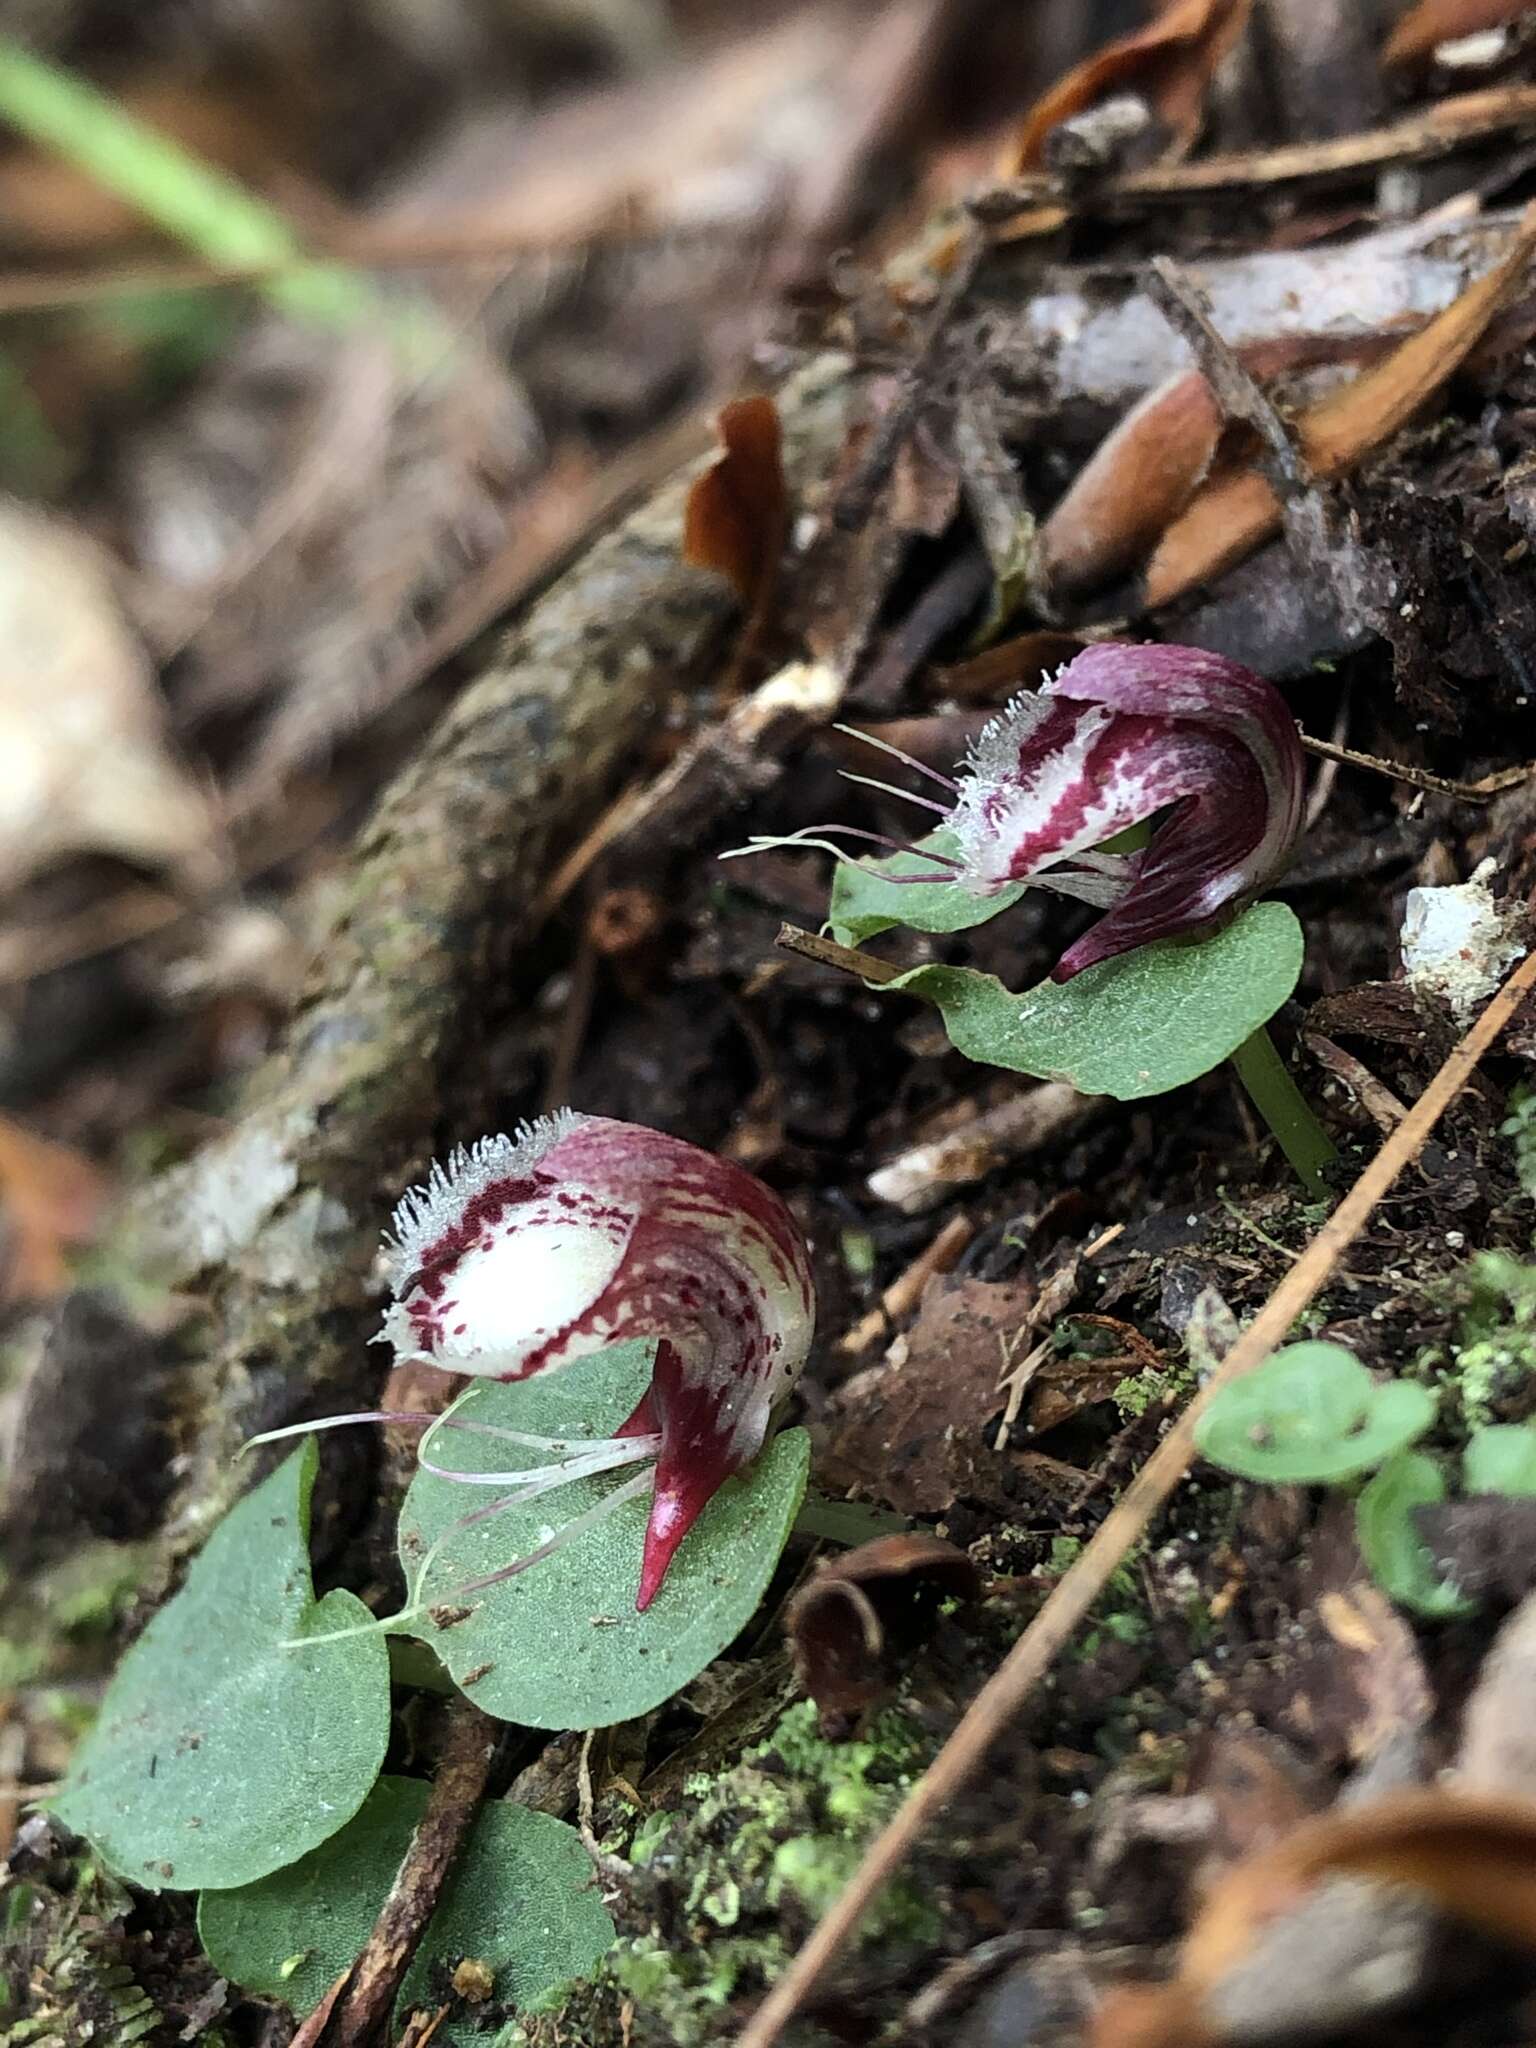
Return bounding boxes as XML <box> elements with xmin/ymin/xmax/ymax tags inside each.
<box><xmin>887</xmin><ymin>901</ymin><xmax>1304</xmax><ymax>1099</ymax></box>
<box><xmin>54</xmin><ymin>1444</ymin><xmax>390</xmax><ymax>1891</ymax></box>
<box><xmin>399</xmin><ymin>1342</ymin><xmax>811</xmax><ymax>1729</ymax></box>
<box><xmin>1194</xmin><ymin>1342</ymin><xmax>1436</xmax><ymax>1484</ymax></box>
<box><xmin>1356</xmin><ymin>1452</ymin><xmax>1476</xmax><ymax>1620</ymax></box>
<box><xmin>198</xmin><ymin>1775</ymin><xmax>613</xmax><ymax>2041</ymax></box>
<box><xmin>827</xmin><ymin>829</ymin><xmax>1025</xmax><ymax>945</ymax></box>
<box><xmin>1463</xmin><ymin>1423</ymin><xmax>1536</xmax><ymax>1498</ymax></box>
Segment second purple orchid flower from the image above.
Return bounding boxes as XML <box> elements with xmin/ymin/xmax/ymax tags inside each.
<box><xmin>942</xmin><ymin>642</ymin><xmax>1305</xmax><ymax>980</ymax></box>
<box><xmin>747</xmin><ymin>641</ymin><xmax>1305</xmax><ymax>983</ymax></box>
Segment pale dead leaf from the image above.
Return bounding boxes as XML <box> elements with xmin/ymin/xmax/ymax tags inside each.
<box><xmin>0</xmin><ymin>500</ymin><xmax>218</xmax><ymax>889</ymax></box>
<box><xmin>1457</xmin><ymin>1586</ymin><xmax>1536</xmax><ymax>1797</ymax></box>
<box><xmin>1094</xmin><ymin>1788</ymin><xmax>1536</xmax><ymax>2048</ymax></box>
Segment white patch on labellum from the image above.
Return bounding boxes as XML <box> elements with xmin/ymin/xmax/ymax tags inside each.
<box><xmin>428</xmin><ymin>1215</ymin><xmax>632</xmax><ymax>1371</ymax></box>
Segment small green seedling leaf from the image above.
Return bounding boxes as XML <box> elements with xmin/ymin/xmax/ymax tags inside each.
<box><xmin>1195</xmin><ymin>1342</ymin><xmax>1435</xmax><ymax>1484</ymax></box>
<box><xmin>399</xmin><ymin>1342</ymin><xmax>810</xmax><ymax>1729</ymax></box>
<box><xmin>1463</xmin><ymin>1423</ymin><xmax>1536</xmax><ymax>1498</ymax></box>
<box><xmin>827</xmin><ymin>829</ymin><xmax>1025</xmax><ymax>945</ymax></box>
<box><xmin>1356</xmin><ymin>1452</ymin><xmax>1476</xmax><ymax>1620</ymax></box>
<box><xmin>198</xmin><ymin>1776</ymin><xmax>613</xmax><ymax>2042</ymax></box>
<box><xmin>886</xmin><ymin>901</ymin><xmax>1303</xmax><ymax>1100</ymax></box>
<box><xmin>54</xmin><ymin>1444</ymin><xmax>389</xmax><ymax>1891</ymax></box>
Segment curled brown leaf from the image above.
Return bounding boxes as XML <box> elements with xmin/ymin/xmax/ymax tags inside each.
<box><xmin>999</xmin><ymin>0</ymin><xmax>1253</xmax><ymax>178</ymax></box>
<box><xmin>788</xmin><ymin>1532</ymin><xmax>981</xmax><ymax>1729</ymax></box>
<box><xmin>682</xmin><ymin>394</ymin><xmax>788</xmax><ymax>612</ymax></box>
<box><xmin>0</xmin><ymin>1113</ymin><xmax>108</xmax><ymax>1304</ymax></box>
<box><xmin>1040</xmin><ymin>370</ymin><xmax>1225</xmax><ymax>600</ymax></box>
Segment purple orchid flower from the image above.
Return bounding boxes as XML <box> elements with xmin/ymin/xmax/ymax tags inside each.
<box><xmin>946</xmin><ymin>642</ymin><xmax>1305</xmax><ymax>980</ymax></box>
<box><xmin>732</xmin><ymin>642</ymin><xmax>1304</xmax><ymax>984</ymax></box>
<box><xmin>380</xmin><ymin>1111</ymin><xmax>815</xmax><ymax>1611</ymax></box>
<box><xmin>248</xmin><ymin>1113</ymin><xmax>816</xmax><ymax>1618</ymax></box>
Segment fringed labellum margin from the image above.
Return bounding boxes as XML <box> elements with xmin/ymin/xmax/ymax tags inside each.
<box><xmin>382</xmin><ymin>1111</ymin><xmax>816</xmax><ymax>1610</ymax></box>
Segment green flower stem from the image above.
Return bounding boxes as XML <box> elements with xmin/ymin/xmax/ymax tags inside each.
<box><xmin>1229</xmin><ymin>1024</ymin><xmax>1336</xmax><ymax>1198</ymax></box>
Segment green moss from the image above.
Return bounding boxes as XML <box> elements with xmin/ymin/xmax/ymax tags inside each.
<box><xmin>1501</xmin><ymin>1083</ymin><xmax>1536</xmax><ymax>1199</ymax></box>
<box><xmin>1439</xmin><ymin>1252</ymin><xmax>1536</xmax><ymax>1427</ymax></box>
<box><xmin>1111</xmin><ymin>1361</ymin><xmax>1195</xmax><ymax>1419</ymax></box>
<box><xmin>525</xmin><ymin>1702</ymin><xmax>941</xmax><ymax>2048</ymax></box>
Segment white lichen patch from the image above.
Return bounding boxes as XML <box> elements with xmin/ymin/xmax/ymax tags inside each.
<box><xmin>1401</xmin><ymin>859</ymin><xmax>1528</xmax><ymax>1022</ymax></box>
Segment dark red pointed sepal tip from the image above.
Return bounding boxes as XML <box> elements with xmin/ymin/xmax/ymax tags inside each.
<box><xmin>634</xmin><ymin>1486</ymin><xmax>693</xmax><ymax>1611</ymax></box>
<box><xmin>633</xmin><ymin>1441</ymin><xmax>736</xmax><ymax>1611</ymax></box>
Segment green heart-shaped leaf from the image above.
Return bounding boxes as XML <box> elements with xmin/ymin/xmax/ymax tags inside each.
<box><xmin>1195</xmin><ymin>1342</ymin><xmax>1436</xmax><ymax>1484</ymax></box>
<box><xmin>884</xmin><ymin>900</ymin><xmax>1302</xmax><ymax>1100</ymax></box>
<box><xmin>1356</xmin><ymin>1452</ymin><xmax>1476</xmax><ymax>1620</ymax></box>
<box><xmin>55</xmin><ymin>1444</ymin><xmax>389</xmax><ymax>1891</ymax></box>
<box><xmin>399</xmin><ymin>1342</ymin><xmax>810</xmax><ymax>1729</ymax></box>
<box><xmin>827</xmin><ymin>829</ymin><xmax>1024</xmax><ymax>944</ymax></box>
<box><xmin>198</xmin><ymin>1776</ymin><xmax>614</xmax><ymax>2042</ymax></box>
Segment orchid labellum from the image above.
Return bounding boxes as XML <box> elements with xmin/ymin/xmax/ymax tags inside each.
<box><xmin>740</xmin><ymin>642</ymin><xmax>1305</xmax><ymax>983</ymax></box>
<box><xmin>252</xmin><ymin>1113</ymin><xmax>815</xmax><ymax>1616</ymax></box>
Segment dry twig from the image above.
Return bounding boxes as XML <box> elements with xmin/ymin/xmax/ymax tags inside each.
<box><xmin>319</xmin><ymin>1702</ymin><xmax>500</xmax><ymax>2048</ymax></box>
<box><xmin>967</xmin><ymin>81</ymin><xmax>1536</xmax><ymax>224</ymax></box>
<box><xmin>775</xmin><ymin>923</ymin><xmax>901</xmax><ymax>984</ymax></box>
<box><xmin>836</xmin><ymin>1213</ymin><xmax>975</xmax><ymax>1355</ymax></box>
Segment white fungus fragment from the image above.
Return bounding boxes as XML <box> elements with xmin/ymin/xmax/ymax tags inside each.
<box><xmin>1400</xmin><ymin>859</ymin><xmax>1527</xmax><ymax>1022</ymax></box>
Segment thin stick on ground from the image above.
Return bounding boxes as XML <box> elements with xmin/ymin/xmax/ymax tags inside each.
<box><xmin>775</xmin><ymin>923</ymin><xmax>900</xmax><ymax>984</ymax></box>
<box><xmin>837</xmin><ymin>1212</ymin><xmax>975</xmax><ymax>1355</ymax></box>
<box><xmin>1145</xmin><ymin>256</ymin><xmax>1315</xmax><ymax>504</ymax></box>
<box><xmin>964</xmin><ymin>81</ymin><xmax>1536</xmax><ymax>222</ymax></box>
<box><xmin>737</xmin><ymin>944</ymin><xmax>1536</xmax><ymax>2048</ymax></box>
<box><xmin>321</xmin><ymin>1699</ymin><xmax>500</xmax><ymax>2048</ymax></box>
<box><xmin>1296</xmin><ymin>731</ymin><xmax>1534</xmax><ymax>801</ymax></box>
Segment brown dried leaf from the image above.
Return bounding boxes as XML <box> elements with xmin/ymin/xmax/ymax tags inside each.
<box><xmin>999</xmin><ymin>0</ymin><xmax>1253</xmax><ymax>177</ymax></box>
<box><xmin>1382</xmin><ymin>0</ymin><xmax>1532</xmax><ymax>70</ymax></box>
<box><xmin>1142</xmin><ymin>202</ymin><xmax>1536</xmax><ymax>611</ymax></box>
<box><xmin>787</xmin><ymin>1533</ymin><xmax>980</xmax><ymax>1727</ymax></box>
<box><xmin>1094</xmin><ymin>1789</ymin><xmax>1536</xmax><ymax>2048</ymax></box>
<box><xmin>0</xmin><ymin>1115</ymin><xmax>108</xmax><ymax>1305</ymax></box>
<box><xmin>683</xmin><ymin>395</ymin><xmax>788</xmax><ymax>610</ymax></box>
<box><xmin>1040</xmin><ymin>370</ymin><xmax>1225</xmax><ymax>600</ymax></box>
<box><xmin>817</xmin><ymin>1274</ymin><xmax>1033</xmax><ymax>1515</ymax></box>
<box><xmin>1188</xmin><ymin>1730</ymin><xmax>1326</xmax><ymax>1874</ymax></box>
<box><xmin>1315</xmin><ymin>1582</ymin><xmax>1432</xmax><ymax>1762</ymax></box>
<box><xmin>889</xmin><ymin>418</ymin><xmax>963</xmax><ymax>538</ymax></box>
<box><xmin>935</xmin><ymin>630</ymin><xmax>1086</xmax><ymax>704</ymax></box>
